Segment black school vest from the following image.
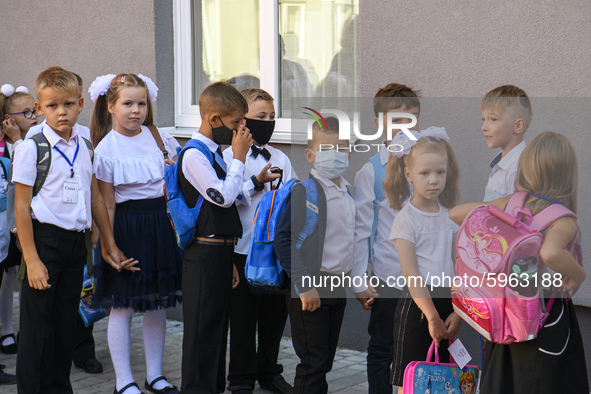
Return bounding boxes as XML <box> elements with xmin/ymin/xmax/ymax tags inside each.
<box><xmin>179</xmin><ymin>150</ymin><xmax>242</xmax><ymax>237</ymax></box>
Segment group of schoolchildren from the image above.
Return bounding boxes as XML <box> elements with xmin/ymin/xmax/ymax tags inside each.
<box><xmin>0</xmin><ymin>64</ymin><xmax>587</xmax><ymax>394</ymax></box>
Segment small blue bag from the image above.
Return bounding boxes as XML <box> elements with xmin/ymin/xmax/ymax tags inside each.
<box><xmin>164</xmin><ymin>140</ymin><xmax>214</xmax><ymax>251</ymax></box>
<box><xmin>245</xmin><ymin>178</ymin><xmax>319</xmax><ymax>293</ymax></box>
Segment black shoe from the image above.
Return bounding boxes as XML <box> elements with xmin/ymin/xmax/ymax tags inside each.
<box><xmin>114</xmin><ymin>382</ymin><xmax>146</xmax><ymax>394</ymax></box>
<box><xmin>232</xmin><ymin>390</ymin><xmax>253</xmax><ymax>394</ymax></box>
<box><xmin>77</xmin><ymin>358</ymin><xmax>103</xmax><ymax>374</ymax></box>
<box><xmin>259</xmin><ymin>375</ymin><xmax>293</xmax><ymax>394</ymax></box>
<box><xmin>0</xmin><ymin>334</ymin><xmax>17</xmax><ymax>354</ymax></box>
<box><xmin>145</xmin><ymin>376</ymin><xmax>180</xmax><ymax>394</ymax></box>
<box><xmin>0</xmin><ymin>365</ymin><xmax>16</xmax><ymax>385</ymax></box>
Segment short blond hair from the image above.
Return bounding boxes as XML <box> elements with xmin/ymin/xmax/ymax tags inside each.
<box><xmin>481</xmin><ymin>85</ymin><xmax>532</xmax><ymax>131</ymax></box>
<box><xmin>241</xmin><ymin>88</ymin><xmax>274</xmax><ymax>104</ymax></box>
<box><xmin>35</xmin><ymin>66</ymin><xmax>79</xmax><ymax>98</ymax></box>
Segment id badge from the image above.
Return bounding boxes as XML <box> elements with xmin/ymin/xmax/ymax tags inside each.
<box><xmin>63</xmin><ymin>177</ymin><xmax>79</xmax><ymax>204</ymax></box>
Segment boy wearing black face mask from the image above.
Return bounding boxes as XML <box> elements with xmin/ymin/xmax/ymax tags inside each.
<box><xmin>180</xmin><ymin>82</ymin><xmax>253</xmax><ymax>394</ymax></box>
<box><xmin>222</xmin><ymin>88</ymin><xmax>296</xmax><ymax>394</ymax></box>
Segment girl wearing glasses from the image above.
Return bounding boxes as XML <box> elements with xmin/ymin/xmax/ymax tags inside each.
<box><xmin>0</xmin><ymin>84</ymin><xmax>39</xmax><ymax>356</ymax></box>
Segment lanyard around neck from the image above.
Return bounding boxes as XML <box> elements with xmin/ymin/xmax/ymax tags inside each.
<box><xmin>53</xmin><ymin>140</ymin><xmax>80</xmax><ymax>178</ymax></box>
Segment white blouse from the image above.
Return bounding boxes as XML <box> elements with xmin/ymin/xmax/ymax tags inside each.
<box><xmin>95</xmin><ymin>126</ymin><xmax>180</xmax><ymax>203</ymax></box>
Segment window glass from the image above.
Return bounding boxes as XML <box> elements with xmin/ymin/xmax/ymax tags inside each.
<box><xmin>192</xmin><ymin>0</ymin><xmax>261</xmax><ymax>104</ymax></box>
<box><xmin>279</xmin><ymin>0</ymin><xmax>359</xmax><ymax>116</ymax></box>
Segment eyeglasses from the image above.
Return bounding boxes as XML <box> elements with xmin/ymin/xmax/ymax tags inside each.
<box><xmin>7</xmin><ymin>109</ymin><xmax>38</xmax><ymax>119</ymax></box>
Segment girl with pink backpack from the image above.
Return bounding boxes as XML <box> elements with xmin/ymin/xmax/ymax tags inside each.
<box><xmin>385</xmin><ymin>127</ymin><xmax>463</xmax><ymax>394</ymax></box>
<box><xmin>450</xmin><ymin>131</ymin><xmax>588</xmax><ymax>393</ymax></box>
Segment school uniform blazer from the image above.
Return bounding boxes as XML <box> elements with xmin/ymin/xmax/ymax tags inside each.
<box><xmin>274</xmin><ymin>176</ymin><xmax>327</xmax><ymax>293</ymax></box>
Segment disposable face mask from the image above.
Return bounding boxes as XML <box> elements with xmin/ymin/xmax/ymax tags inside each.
<box><xmin>210</xmin><ymin>118</ymin><xmax>233</xmax><ymax>145</ymax></box>
<box><xmin>245</xmin><ymin>118</ymin><xmax>275</xmax><ymax>145</ymax></box>
<box><xmin>313</xmin><ymin>150</ymin><xmax>349</xmax><ymax>179</ymax></box>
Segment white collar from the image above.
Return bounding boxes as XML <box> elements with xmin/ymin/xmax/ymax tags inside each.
<box><xmin>42</xmin><ymin>123</ymin><xmax>78</xmax><ymax>148</ymax></box>
<box><xmin>192</xmin><ymin>131</ymin><xmax>220</xmax><ymax>152</ymax></box>
<box><xmin>311</xmin><ymin>168</ymin><xmax>351</xmax><ymax>191</ymax></box>
<box><xmin>490</xmin><ymin>141</ymin><xmax>526</xmax><ymax>170</ymax></box>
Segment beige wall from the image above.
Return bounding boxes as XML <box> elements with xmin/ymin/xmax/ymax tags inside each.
<box><xmin>359</xmin><ymin>0</ymin><xmax>591</xmax><ymax>305</ymax></box>
<box><xmin>0</xmin><ymin>0</ymin><xmax>157</xmax><ymax>127</ymax></box>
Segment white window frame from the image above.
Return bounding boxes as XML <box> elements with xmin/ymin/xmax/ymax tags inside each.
<box><xmin>169</xmin><ymin>0</ymin><xmax>308</xmax><ymax>144</ymax></box>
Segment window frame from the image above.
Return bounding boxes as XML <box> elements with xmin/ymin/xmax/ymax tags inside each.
<box><xmin>171</xmin><ymin>0</ymin><xmax>303</xmax><ymax>143</ymax></box>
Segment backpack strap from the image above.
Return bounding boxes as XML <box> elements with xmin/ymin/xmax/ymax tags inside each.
<box><xmin>147</xmin><ymin>125</ymin><xmax>170</xmax><ymax>160</ymax></box>
<box><xmin>529</xmin><ymin>204</ymin><xmax>577</xmax><ymax>233</ymax></box>
<box><xmin>0</xmin><ymin>157</ymin><xmax>9</xmax><ymax>180</ymax></box>
<box><xmin>30</xmin><ymin>133</ymin><xmax>51</xmax><ymax>196</ymax></box>
<box><xmin>505</xmin><ymin>191</ymin><xmax>528</xmax><ymax>216</ymax></box>
<box><xmin>177</xmin><ymin>139</ymin><xmax>215</xmax><ymax>208</ymax></box>
<box><xmin>368</xmin><ymin>152</ymin><xmax>386</xmax><ymax>262</ymax></box>
<box><xmin>296</xmin><ymin>178</ymin><xmax>319</xmax><ymax>250</ymax></box>
<box><xmin>81</xmin><ymin>137</ymin><xmax>94</xmax><ymax>164</ymax></box>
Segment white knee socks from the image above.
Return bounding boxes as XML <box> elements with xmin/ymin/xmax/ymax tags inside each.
<box><xmin>143</xmin><ymin>309</ymin><xmax>171</xmax><ymax>390</ymax></box>
<box><xmin>108</xmin><ymin>308</ymin><xmax>139</xmax><ymax>394</ymax></box>
<box><xmin>108</xmin><ymin>307</ymin><xmax>171</xmax><ymax>393</ymax></box>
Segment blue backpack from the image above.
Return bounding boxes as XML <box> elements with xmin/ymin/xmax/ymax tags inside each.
<box><xmin>164</xmin><ymin>139</ymin><xmax>215</xmax><ymax>251</ymax></box>
<box><xmin>0</xmin><ymin>157</ymin><xmax>10</xmax><ymax>211</ymax></box>
<box><xmin>245</xmin><ymin>178</ymin><xmax>320</xmax><ymax>293</ymax></box>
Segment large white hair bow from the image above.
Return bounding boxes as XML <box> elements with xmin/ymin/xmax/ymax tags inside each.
<box><xmin>88</xmin><ymin>74</ymin><xmax>117</xmax><ymax>102</ymax></box>
<box><xmin>389</xmin><ymin>126</ymin><xmax>450</xmax><ymax>158</ymax></box>
<box><xmin>138</xmin><ymin>74</ymin><xmax>158</xmax><ymax>102</ymax></box>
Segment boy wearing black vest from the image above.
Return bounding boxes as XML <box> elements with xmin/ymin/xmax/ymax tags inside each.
<box><xmin>180</xmin><ymin>82</ymin><xmax>253</xmax><ymax>394</ymax></box>
<box><xmin>274</xmin><ymin>118</ymin><xmax>355</xmax><ymax>394</ymax></box>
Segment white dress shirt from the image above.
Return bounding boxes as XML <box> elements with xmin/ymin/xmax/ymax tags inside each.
<box><xmin>182</xmin><ymin>132</ymin><xmax>245</xmax><ymax>208</ymax></box>
<box><xmin>223</xmin><ymin>144</ymin><xmax>297</xmax><ymax>255</ymax></box>
<box><xmin>12</xmin><ymin>123</ymin><xmax>96</xmax><ymax>231</ymax></box>
<box><xmin>311</xmin><ymin>168</ymin><xmax>356</xmax><ymax>275</ymax></box>
<box><xmin>26</xmin><ymin>120</ymin><xmax>92</xmax><ymax>142</ymax></box>
<box><xmin>484</xmin><ymin>141</ymin><xmax>525</xmax><ymax>202</ymax></box>
<box><xmin>94</xmin><ymin>126</ymin><xmax>179</xmax><ymax>203</ymax></box>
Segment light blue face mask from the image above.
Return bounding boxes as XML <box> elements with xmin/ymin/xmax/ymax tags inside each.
<box><xmin>313</xmin><ymin>150</ymin><xmax>349</xmax><ymax>179</ymax></box>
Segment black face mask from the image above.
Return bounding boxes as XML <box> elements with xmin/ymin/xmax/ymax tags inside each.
<box><xmin>210</xmin><ymin>118</ymin><xmax>234</xmax><ymax>145</ymax></box>
<box><xmin>245</xmin><ymin>118</ymin><xmax>275</xmax><ymax>146</ymax></box>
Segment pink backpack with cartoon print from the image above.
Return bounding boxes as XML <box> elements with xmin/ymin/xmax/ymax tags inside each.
<box><xmin>451</xmin><ymin>192</ymin><xmax>582</xmax><ymax>344</ymax></box>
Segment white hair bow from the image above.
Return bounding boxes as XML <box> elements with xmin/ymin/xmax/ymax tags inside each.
<box><xmin>88</xmin><ymin>74</ymin><xmax>117</xmax><ymax>102</ymax></box>
<box><xmin>389</xmin><ymin>126</ymin><xmax>450</xmax><ymax>158</ymax></box>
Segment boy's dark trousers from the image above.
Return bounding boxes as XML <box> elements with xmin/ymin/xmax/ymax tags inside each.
<box><xmin>366</xmin><ymin>284</ymin><xmax>402</xmax><ymax>394</ymax></box>
<box><xmin>17</xmin><ymin>220</ymin><xmax>86</xmax><ymax>394</ymax></box>
<box><xmin>181</xmin><ymin>241</ymin><xmax>234</xmax><ymax>394</ymax></box>
<box><xmin>227</xmin><ymin>253</ymin><xmax>288</xmax><ymax>391</ymax></box>
<box><xmin>72</xmin><ymin>316</ymin><xmax>96</xmax><ymax>366</ymax></box>
<box><xmin>286</xmin><ymin>283</ymin><xmax>346</xmax><ymax>394</ymax></box>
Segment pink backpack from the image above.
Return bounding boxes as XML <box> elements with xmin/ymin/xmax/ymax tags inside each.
<box><xmin>451</xmin><ymin>192</ymin><xmax>582</xmax><ymax>344</ymax></box>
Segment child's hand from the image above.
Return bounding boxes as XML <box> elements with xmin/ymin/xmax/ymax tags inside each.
<box><xmin>256</xmin><ymin>163</ymin><xmax>281</xmax><ymax>185</ymax></box>
<box><xmin>102</xmin><ymin>241</ymin><xmax>139</xmax><ymax>272</ymax></box>
<box><xmin>354</xmin><ymin>286</ymin><xmax>379</xmax><ymax>310</ymax></box>
<box><xmin>300</xmin><ymin>288</ymin><xmax>321</xmax><ymax>312</ymax></box>
<box><xmin>444</xmin><ymin>312</ymin><xmax>462</xmax><ymax>339</ymax></box>
<box><xmin>561</xmin><ymin>276</ymin><xmax>581</xmax><ymax>292</ymax></box>
<box><xmin>164</xmin><ymin>158</ymin><xmax>176</xmax><ymax>166</ymax></box>
<box><xmin>1</xmin><ymin>118</ymin><xmax>22</xmax><ymax>144</ymax></box>
<box><xmin>232</xmin><ymin>263</ymin><xmax>240</xmax><ymax>289</ymax></box>
<box><xmin>427</xmin><ymin>316</ymin><xmax>447</xmax><ymax>346</ymax></box>
<box><xmin>26</xmin><ymin>258</ymin><xmax>51</xmax><ymax>290</ymax></box>
<box><xmin>231</xmin><ymin>123</ymin><xmax>253</xmax><ymax>164</ymax></box>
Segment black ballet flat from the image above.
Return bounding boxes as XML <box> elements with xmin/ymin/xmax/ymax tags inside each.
<box><xmin>114</xmin><ymin>382</ymin><xmax>146</xmax><ymax>394</ymax></box>
<box><xmin>145</xmin><ymin>376</ymin><xmax>179</xmax><ymax>394</ymax></box>
<box><xmin>0</xmin><ymin>334</ymin><xmax>17</xmax><ymax>355</ymax></box>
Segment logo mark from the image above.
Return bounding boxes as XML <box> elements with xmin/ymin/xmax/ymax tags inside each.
<box><xmin>303</xmin><ymin>107</ymin><xmax>328</xmax><ymax>131</ymax></box>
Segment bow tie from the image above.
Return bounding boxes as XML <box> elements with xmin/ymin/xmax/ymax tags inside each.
<box><xmin>251</xmin><ymin>145</ymin><xmax>271</xmax><ymax>161</ymax></box>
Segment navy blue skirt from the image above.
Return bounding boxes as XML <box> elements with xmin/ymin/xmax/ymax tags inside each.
<box><xmin>94</xmin><ymin>197</ymin><xmax>183</xmax><ymax>312</ymax></box>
